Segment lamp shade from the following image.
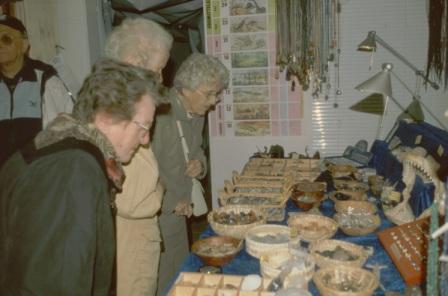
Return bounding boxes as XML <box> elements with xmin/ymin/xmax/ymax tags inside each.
<box><xmin>355</xmin><ymin>63</ymin><xmax>393</xmax><ymax>97</ymax></box>
<box><xmin>358</xmin><ymin>31</ymin><xmax>377</xmax><ymax>52</ymax></box>
<box><xmin>397</xmin><ymin>99</ymin><xmax>425</xmax><ymax>122</ymax></box>
<box><xmin>349</xmin><ymin>93</ymin><xmax>384</xmax><ymax>115</ymax></box>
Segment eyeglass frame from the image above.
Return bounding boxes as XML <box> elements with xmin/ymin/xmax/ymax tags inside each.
<box><xmin>196</xmin><ymin>88</ymin><xmax>224</xmax><ymax>104</ymax></box>
<box><xmin>132</xmin><ymin>120</ymin><xmax>151</xmax><ymax>132</ymax></box>
<box><xmin>0</xmin><ymin>32</ymin><xmax>26</xmax><ymax>46</ymax></box>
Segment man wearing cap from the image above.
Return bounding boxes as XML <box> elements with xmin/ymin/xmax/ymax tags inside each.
<box><xmin>0</xmin><ymin>14</ymin><xmax>74</xmax><ymax>168</ymax></box>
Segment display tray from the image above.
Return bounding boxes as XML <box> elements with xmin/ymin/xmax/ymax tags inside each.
<box><xmin>218</xmin><ymin>190</ymin><xmax>288</xmax><ymax>222</ymax></box>
<box><xmin>168</xmin><ymin>272</ymin><xmax>276</xmax><ymax>296</ymax></box>
<box><xmin>242</xmin><ymin>158</ymin><xmax>316</xmax><ymax>177</ymax></box>
<box><xmin>377</xmin><ymin>217</ymin><xmax>430</xmax><ymax>285</ymax></box>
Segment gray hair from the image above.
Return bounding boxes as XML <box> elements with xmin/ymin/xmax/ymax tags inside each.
<box><xmin>73</xmin><ymin>58</ymin><xmax>164</xmax><ymax>123</ymax></box>
<box><xmin>174</xmin><ymin>53</ymin><xmax>229</xmax><ymax>91</ymax></box>
<box><xmin>104</xmin><ymin>18</ymin><xmax>173</xmax><ymax>65</ymax></box>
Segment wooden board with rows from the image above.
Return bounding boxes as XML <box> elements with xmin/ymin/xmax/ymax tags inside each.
<box><xmin>168</xmin><ymin>272</ymin><xmax>276</xmax><ymax>296</ymax></box>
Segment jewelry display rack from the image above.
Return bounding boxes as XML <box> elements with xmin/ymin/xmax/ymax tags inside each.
<box><xmin>378</xmin><ymin>218</ymin><xmax>431</xmax><ymax>285</ymax></box>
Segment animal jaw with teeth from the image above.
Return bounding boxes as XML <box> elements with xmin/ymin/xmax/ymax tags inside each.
<box><xmin>392</xmin><ymin>146</ymin><xmax>445</xmax><ymax>217</ymax></box>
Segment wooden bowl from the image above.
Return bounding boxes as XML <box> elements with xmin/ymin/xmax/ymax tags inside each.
<box><xmin>291</xmin><ymin>181</ymin><xmax>326</xmax><ymax>211</ymax></box>
<box><xmin>191</xmin><ymin>236</ymin><xmax>243</xmax><ymax>267</ymax></box>
<box><xmin>292</xmin><ymin>196</ymin><xmax>318</xmax><ymax>211</ymax></box>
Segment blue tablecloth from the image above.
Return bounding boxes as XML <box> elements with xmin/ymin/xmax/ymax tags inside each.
<box><xmin>174</xmin><ymin>199</ymin><xmax>406</xmax><ymax>295</ymax></box>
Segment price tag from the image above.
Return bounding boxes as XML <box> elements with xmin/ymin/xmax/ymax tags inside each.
<box><xmin>415</xmin><ymin>135</ymin><xmax>422</xmax><ymax>145</ymax></box>
<box><xmin>437</xmin><ymin>144</ymin><xmax>444</xmax><ymax>157</ymax></box>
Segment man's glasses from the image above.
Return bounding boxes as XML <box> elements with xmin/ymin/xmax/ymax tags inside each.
<box><xmin>0</xmin><ymin>34</ymin><xmax>17</xmax><ymax>46</ymax></box>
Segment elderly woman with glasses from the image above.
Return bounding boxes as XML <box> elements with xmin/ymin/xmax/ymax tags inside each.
<box><xmin>152</xmin><ymin>53</ymin><xmax>229</xmax><ymax>295</ymax></box>
<box><xmin>104</xmin><ymin>17</ymin><xmax>173</xmax><ymax>296</ymax></box>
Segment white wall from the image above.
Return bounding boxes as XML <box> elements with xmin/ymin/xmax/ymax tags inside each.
<box><xmin>209</xmin><ymin>0</ymin><xmax>448</xmax><ymax>207</ymax></box>
<box><xmin>17</xmin><ymin>0</ymin><xmax>104</xmax><ymax>89</ymax></box>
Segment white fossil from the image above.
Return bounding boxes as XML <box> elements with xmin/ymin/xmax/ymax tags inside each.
<box><xmin>391</xmin><ymin>146</ymin><xmax>445</xmax><ymax>218</ymax></box>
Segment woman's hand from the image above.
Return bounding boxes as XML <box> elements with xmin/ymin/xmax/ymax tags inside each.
<box><xmin>185</xmin><ymin>159</ymin><xmax>203</xmax><ymax>178</ymax></box>
<box><xmin>174</xmin><ymin>200</ymin><xmax>193</xmax><ymax>217</ymax></box>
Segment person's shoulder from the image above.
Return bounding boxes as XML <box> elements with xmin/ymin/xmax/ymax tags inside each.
<box><xmin>27</xmin><ymin>57</ymin><xmax>57</xmax><ymax>77</ymax></box>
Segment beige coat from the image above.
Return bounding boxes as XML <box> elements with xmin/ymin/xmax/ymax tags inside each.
<box><xmin>115</xmin><ymin>146</ymin><xmax>164</xmax><ymax>296</ymax></box>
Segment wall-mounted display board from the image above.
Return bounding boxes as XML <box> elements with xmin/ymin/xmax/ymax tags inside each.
<box><xmin>204</xmin><ymin>0</ymin><xmax>304</xmax><ymax>137</ymax></box>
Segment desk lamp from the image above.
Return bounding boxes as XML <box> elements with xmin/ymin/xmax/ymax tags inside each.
<box><xmin>355</xmin><ymin>63</ymin><xmax>447</xmax><ymax>139</ymax></box>
<box><xmin>358</xmin><ymin>31</ymin><xmax>439</xmax><ymax>90</ymax></box>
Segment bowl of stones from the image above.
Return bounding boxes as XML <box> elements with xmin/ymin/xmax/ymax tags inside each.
<box><xmin>291</xmin><ymin>181</ymin><xmax>327</xmax><ymax>211</ymax></box>
<box><xmin>192</xmin><ymin>235</ymin><xmax>243</xmax><ymax>267</ymax></box>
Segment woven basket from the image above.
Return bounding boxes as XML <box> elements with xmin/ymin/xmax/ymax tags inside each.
<box><xmin>383</xmin><ymin>202</ymin><xmax>415</xmax><ymax>225</ymax></box>
<box><xmin>208</xmin><ymin>205</ymin><xmax>267</xmax><ymax>239</ymax></box>
<box><xmin>288</xmin><ymin>213</ymin><xmax>338</xmax><ymax>242</ymax></box>
<box><xmin>334</xmin><ymin>213</ymin><xmax>381</xmax><ymax>236</ymax></box>
<box><xmin>313</xmin><ymin>266</ymin><xmax>379</xmax><ymax>296</ymax></box>
<box><xmin>260</xmin><ymin>250</ymin><xmax>315</xmax><ymax>285</ymax></box>
<box><xmin>245</xmin><ymin>224</ymin><xmax>290</xmax><ymax>258</ymax></box>
<box><xmin>309</xmin><ymin>239</ymin><xmax>370</xmax><ymax>268</ymax></box>
<box><xmin>334</xmin><ymin>200</ymin><xmax>377</xmax><ymax>215</ymax></box>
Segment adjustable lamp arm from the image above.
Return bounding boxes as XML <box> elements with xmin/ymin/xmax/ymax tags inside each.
<box><xmin>359</xmin><ymin>31</ymin><xmax>439</xmax><ymax>90</ymax></box>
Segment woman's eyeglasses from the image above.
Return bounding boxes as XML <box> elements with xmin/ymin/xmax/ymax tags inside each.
<box><xmin>133</xmin><ymin>120</ymin><xmax>151</xmax><ymax>132</ymax></box>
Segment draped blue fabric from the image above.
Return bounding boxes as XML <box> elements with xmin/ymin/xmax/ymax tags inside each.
<box><xmin>170</xmin><ymin>121</ymin><xmax>448</xmax><ymax>295</ymax></box>
<box><xmin>393</xmin><ymin>121</ymin><xmax>448</xmax><ymax>169</ymax></box>
<box><xmin>370</xmin><ymin>140</ymin><xmax>434</xmax><ymax>217</ymax></box>
<box><xmin>175</xmin><ymin>199</ymin><xmax>406</xmax><ymax>295</ymax></box>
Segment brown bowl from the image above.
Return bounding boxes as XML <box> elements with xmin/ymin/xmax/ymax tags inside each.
<box><xmin>291</xmin><ymin>181</ymin><xmax>326</xmax><ymax>210</ymax></box>
<box><xmin>291</xmin><ymin>196</ymin><xmax>318</xmax><ymax>211</ymax></box>
<box><xmin>191</xmin><ymin>236</ymin><xmax>242</xmax><ymax>267</ymax></box>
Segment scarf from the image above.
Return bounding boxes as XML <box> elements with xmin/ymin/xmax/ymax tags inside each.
<box><xmin>34</xmin><ymin>113</ymin><xmax>124</xmax><ymax>191</ymax></box>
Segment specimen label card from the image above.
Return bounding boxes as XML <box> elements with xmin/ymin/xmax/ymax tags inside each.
<box><xmin>205</xmin><ymin>0</ymin><xmax>303</xmax><ymax>137</ymax></box>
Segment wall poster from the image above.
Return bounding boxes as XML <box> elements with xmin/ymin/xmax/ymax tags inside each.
<box><xmin>205</xmin><ymin>0</ymin><xmax>304</xmax><ymax>137</ymax></box>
